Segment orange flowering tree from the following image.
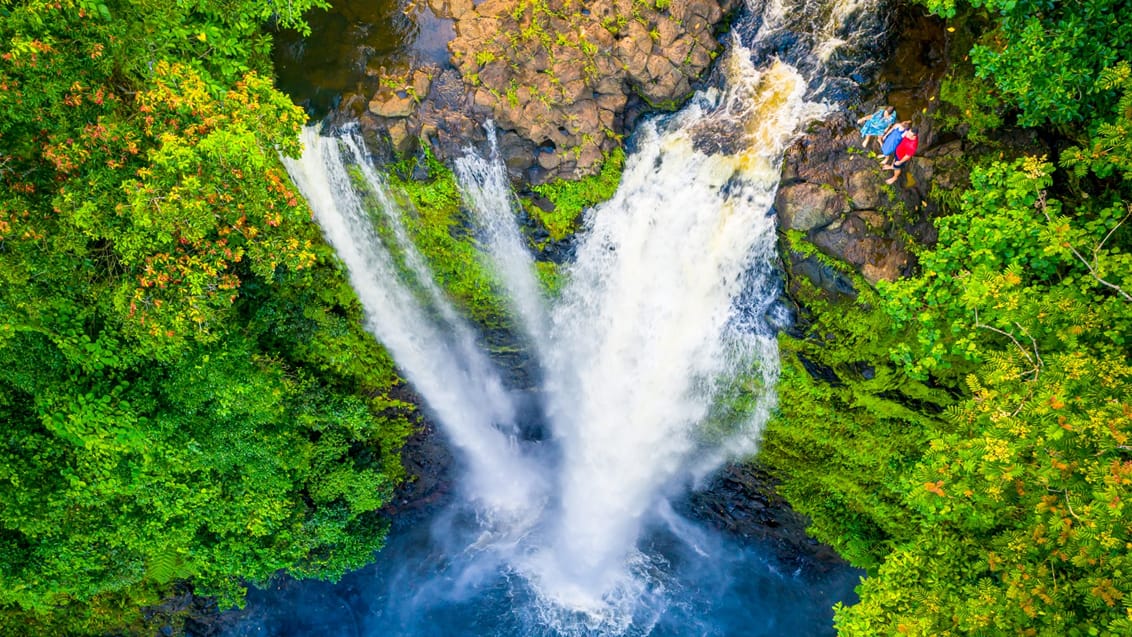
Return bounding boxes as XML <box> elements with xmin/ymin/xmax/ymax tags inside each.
<box><xmin>0</xmin><ymin>2</ymin><xmax>413</xmax><ymax>634</ymax></box>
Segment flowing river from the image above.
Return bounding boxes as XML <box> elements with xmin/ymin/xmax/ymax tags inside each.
<box><xmin>224</xmin><ymin>0</ymin><xmax>882</xmax><ymax>633</ymax></box>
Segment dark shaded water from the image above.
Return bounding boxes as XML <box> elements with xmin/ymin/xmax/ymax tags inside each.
<box><xmin>272</xmin><ymin>0</ymin><xmax>453</xmax><ymax>115</ymax></box>
<box><xmin>248</xmin><ymin>0</ymin><xmax>887</xmax><ymax>632</ymax></box>
<box><xmin>223</xmin><ymin>496</ymin><xmax>860</xmax><ymax>637</ymax></box>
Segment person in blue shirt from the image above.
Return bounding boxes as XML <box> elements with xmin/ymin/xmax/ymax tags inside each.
<box><xmin>857</xmin><ymin>105</ymin><xmax>897</xmax><ymax>149</ymax></box>
<box><xmin>880</xmin><ymin>120</ymin><xmax>912</xmax><ymax>168</ymax></box>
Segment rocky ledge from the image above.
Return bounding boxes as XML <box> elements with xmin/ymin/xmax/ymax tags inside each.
<box><xmin>774</xmin><ymin>6</ymin><xmax>956</xmax><ymax>288</ymax></box>
<box><xmin>341</xmin><ymin>0</ymin><xmax>736</xmax><ymax>182</ymax></box>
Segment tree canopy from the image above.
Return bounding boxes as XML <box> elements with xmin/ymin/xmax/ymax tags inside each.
<box><xmin>762</xmin><ymin>1</ymin><xmax>1132</xmax><ymax>635</ymax></box>
<box><xmin>0</xmin><ymin>1</ymin><xmax>416</xmax><ymax>633</ymax></box>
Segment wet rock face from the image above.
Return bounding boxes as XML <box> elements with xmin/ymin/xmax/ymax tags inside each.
<box><xmin>681</xmin><ymin>463</ymin><xmax>848</xmax><ymax>571</ymax></box>
<box><xmin>775</xmin><ymin>7</ymin><xmax>959</xmax><ymax>291</ymax></box>
<box><xmin>347</xmin><ymin>0</ymin><xmax>735</xmax><ymax>182</ymax></box>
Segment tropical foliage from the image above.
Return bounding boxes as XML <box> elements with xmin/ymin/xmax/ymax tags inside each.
<box><xmin>0</xmin><ymin>0</ymin><xmax>416</xmax><ymax>634</ymax></box>
<box><xmin>763</xmin><ymin>0</ymin><xmax>1132</xmax><ymax>634</ymax></box>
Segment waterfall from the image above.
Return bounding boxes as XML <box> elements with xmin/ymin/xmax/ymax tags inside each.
<box><xmin>283</xmin><ymin>130</ymin><xmax>545</xmax><ymax>519</ymax></box>
<box><xmin>279</xmin><ymin>0</ymin><xmax>880</xmax><ymax>631</ymax></box>
<box><xmin>524</xmin><ymin>55</ymin><xmax>828</xmax><ymax>623</ymax></box>
<box><xmin>453</xmin><ymin>126</ymin><xmax>551</xmax><ymax>362</ymax></box>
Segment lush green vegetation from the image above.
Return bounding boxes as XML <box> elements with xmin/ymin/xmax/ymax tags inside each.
<box><xmin>523</xmin><ymin>148</ymin><xmax>625</xmax><ymax>293</ymax></box>
<box><xmin>0</xmin><ymin>1</ymin><xmax>420</xmax><ymax>634</ymax></box>
<box><xmin>385</xmin><ymin>152</ymin><xmax>515</xmax><ymax>326</ymax></box>
<box><xmin>4</xmin><ymin>0</ymin><xmax>1129</xmax><ymax>634</ymax></box>
<box><xmin>762</xmin><ymin>1</ymin><xmax>1132</xmax><ymax>634</ymax></box>
<box><xmin>528</xmin><ymin>148</ymin><xmax>625</xmax><ymax>242</ymax></box>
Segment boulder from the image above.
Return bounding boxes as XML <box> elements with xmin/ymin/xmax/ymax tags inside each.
<box><xmin>846</xmin><ymin>170</ymin><xmax>881</xmax><ymax>210</ymax></box>
<box><xmin>775</xmin><ymin>182</ymin><xmax>846</xmax><ymax>232</ymax></box>
<box><xmin>475</xmin><ymin>0</ymin><xmax>510</xmax><ymax>17</ymax></box>
<box><xmin>412</xmin><ymin>68</ymin><xmax>434</xmax><ymax>100</ymax></box>
<box><xmin>809</xmin><ymin>214</ymin><xmax>911</xmax><ymax>284</ymax></box>
<box><xmin>368</xmin><ymin>89</ymin><xmax>415</xmax><ymax>118</ymax></box>
<box><xmin>641</xmin><ymin>55</ymin><xmax>685</xmax><ymax>102</ymax></box>
<box><xmin>351</xmin><ymin>0</ymin><xmax>736</xmax><ymax>180</ymax></box>
<box><xmin>449</xmin><ymin>0</ymin><xmax>473</xmax><ymax>18</ymax></box>
<box><xmin>538</xmin><ymin>150</ymin><xmax>562</xmax><ymax>170</ymax></box>
<box><xmin>657</xmin><ymin>16</ymin><xmax>680</xmax><ymax>48</ymax></box>
<box><xmin>387</xmin><ymin>120</ymin><xmax>415</xmax><ymax>155</ymax></box>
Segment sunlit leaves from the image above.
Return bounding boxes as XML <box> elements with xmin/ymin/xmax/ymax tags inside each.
<box><xmin>831</xmin><ymin>149</ymin><xmax>1132</xmax><ymax>634</ymax></box>
<box><xmin>0</xmin><ymin>0</ymin><xmax>413</xmax><ymax>632</ymax></box>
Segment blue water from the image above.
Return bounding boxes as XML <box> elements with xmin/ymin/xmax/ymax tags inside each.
<box><xmin>222</xmin><ymin>495</ymin><xmax>860</xmax><ymax>637</ymax></box>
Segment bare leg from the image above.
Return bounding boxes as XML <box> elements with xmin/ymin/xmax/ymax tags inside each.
<box><xmin>885</xmin><ymin>167</ymin><xmax>902</xmax><ymax>185</ymax></box>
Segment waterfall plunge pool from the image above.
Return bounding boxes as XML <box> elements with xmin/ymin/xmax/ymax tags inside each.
<box><xmin>227</xmin><ymin>0</ymin><xmax>891</xmax><ymax>631</ymax></box>
<box><xmin>221</xmin><ymin>493</ymin><xmax>861</xmax><ymax>637</ymax></box>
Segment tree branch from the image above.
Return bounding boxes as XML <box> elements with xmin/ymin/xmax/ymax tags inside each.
<box><xmin>1038</xmin><ymin>193</ymin><xmax>1132</xmax><ymax>302</ymax></box>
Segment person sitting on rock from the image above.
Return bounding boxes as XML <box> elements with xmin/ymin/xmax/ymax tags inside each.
<box><xmin>885</xmin><ymin>129</ymin><xmax>919</xmax><ymax>186</ymax></box>
<box><xmin>879</xmin><ymin>120</ymin><xmax>911</xmax><ymax>167</ymax></box>
<box><xmin>857</xmin><ymin>105</ymin><xmax>896</xmax><ymax>149</ymax></box>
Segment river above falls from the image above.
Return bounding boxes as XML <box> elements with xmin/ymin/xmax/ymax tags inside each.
<box><xmin>272</xmin><ymin>0</ymin><xmax>454</xmax><ymax>117</ymax></box>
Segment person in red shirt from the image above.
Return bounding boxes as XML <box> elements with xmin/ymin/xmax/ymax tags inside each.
<box><xmin>885</xmin><ymin>129</ymin><xmax>918</xmax><ymax>185</ymax></box>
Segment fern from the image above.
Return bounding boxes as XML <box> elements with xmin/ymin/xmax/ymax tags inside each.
<box><xmin>146</xmin><ymin>547</ymin><xmax>195</xmax><ymax>584</ymax></box>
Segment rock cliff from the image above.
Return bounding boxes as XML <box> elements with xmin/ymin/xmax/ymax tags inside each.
<box><xmin>346</xmin><ymin>0</ymin><xmax>736</xmax><ymax>182</ymax></box>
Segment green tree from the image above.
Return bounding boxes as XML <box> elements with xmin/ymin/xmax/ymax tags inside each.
<box><xmin>832</xmin><ymin>157</ymin><xmax>1132</xmax><ymax>635</ymax></box>
<box><xmin>0</xmin><ymin>0</ymin><xmax>415</xmax><ymax>634</ymax></box>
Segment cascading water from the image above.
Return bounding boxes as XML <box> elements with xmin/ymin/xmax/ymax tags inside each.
<box><xmin>230</xmin><ymin>0</ymin><xmax>881</xmax><ymax>634</ymax></box>
<box><xmin>519</xmin><ymin>54</ymin><xmax>829</xmax><ymax>625</ymax></box>
<box><xmin>283</xmin><ymin>130</ymin><xmax>543</xmax><ymax>517</ymax></box>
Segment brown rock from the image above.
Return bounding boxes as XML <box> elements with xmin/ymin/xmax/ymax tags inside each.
<box><xmin>657</xmin><ymin>17</ymin><xmax>680</xmax><ymax>48</ymax></box>
<box><xmin>538</xmin><ymin>150</ymin><xmax>562</xmax><ymax>170</ymax></box>
<box><xmin>577</xmin><ymin>141</ymin><xmax>604</xmax><ymax>172</ymax></box>
<box><xmin>473</xmin><ymin>88</ymin><xmax>497</xmax><ymax>109</ymax></box>
<box><xmin>455</xmin><ymin>17</ymin><xmax>488</xmax><ymax>40</ymax></box>
<box><xmin>856</xmin><ymin>210</ymin><xmax>886</xmax><ymax>231</ymax></box>
<box><xmin>562</xmin><ymin>79</ymin><xmax>590</xmax><ymax>102</ymax></box>
<box><xmin>583</xmin><ymin>22</ymin><xmax>615</xmax><ymax>49</ymax></box>
<box><xmin>775</xmin><ymin>182</ymin><xmax>847</xmax><ymax>232</ymax></box>
<box><xmin>413</xmin><ymin>69</ymin><xmax>434</xmax><ymax>100</ymax></box>
<box><xmin>620</xmin><ymin>21</ymin><xmax>653</xmax><ymax>68</ymax></box>
<box><xmin>449</xmin><ymin>0</ymin><xmax>473</xmax><ymax>18</ymax></box>
<box><xmin>685</xmin><ymin>0</ymin><xmax>722</xmax><ymax>23</ymax></box>
<box><xmin>642</xmin><ymin>56</ymin><xmax>684</xmax><ymax>101</ymax></box>
<box><xmin>668</xmin><ymin>35</ymin><xmax>694</xmax><ymax>68</ymax></box>
<box><xmin>595</xmin><ymin>74</ymin><xmax>625</xmax><ymax>95</ymax></box>
<box><xmin>368</xmin><ymin>89</ymin><xmax>415</xmax><ymax>118</ymax></box>
<box><xmin>479</xmin><ymin>60</ymin><xmax>508</xmax><ymax>89</ymax></box>
<box><xmin>521</xmin><ymin>99</ymin><xmax>552</xmax><ymax>131</ymax></box>
<box><xmin>387</xmin><ymin>120</ymin><xmax>415</xmax><ymax>155</ymax></box>
<box><xmin>596</xmin><ymin>91</ymin><xmax>628</xmax><ymax>111</ymax></box>
<box><xmin>687</xmin><ymin>41</ymin><xmax>712</xmax><ymax>69</ymax></box>
<box><xmin>530</xmin><ymin>46</ymin><xmax>551</xmax><ymax>73</ymax></box>
<box><xmin>475</xmin><ymin>0</ymin><xmax>511</xmax><ymax>17</ymax></box>
<box><xmin>668</xmin><ymin>0</ymin><xmax>690</xmax><ymax>19</ymax></box>
<box><xmin>565</xmin><ymin>99</ymin><xmax>601</xmax><ymax>133</ymax></box>
<box><xmin>846</xmin><ymin>170</ymin><xmax>881</xmax><ymax>210</ymax></box>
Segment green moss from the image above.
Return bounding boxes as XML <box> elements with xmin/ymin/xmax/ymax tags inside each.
<box><xmin>782</xmin><ymin>229</ymin><xmax>857</xmax><ymax>275</ymax></box>
<box><xmin>755</xmin><ymin>271</ymin><xmax>952</xmax><ymax>570</ymax></box>
<box><xmin>527</xmin><ymin>148</ymin><xmax>625</xmax><ymax>242</ymax></box>
<box><xmin>534</xmin><ymin>261</ymin><xmax>565</xmax><ymax>296</ymax></box>
<box><xmin>385</xmin><ymin>151</ymin><xmax>513</xmax><ymax>328</ymax></box>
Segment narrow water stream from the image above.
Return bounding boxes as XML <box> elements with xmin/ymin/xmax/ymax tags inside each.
<box><xmin>226</xmin><ymin>0</ymin><xmax>883</xmax><ymax>633</ymax></box>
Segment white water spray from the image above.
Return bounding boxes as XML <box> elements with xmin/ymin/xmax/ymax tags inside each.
<box><xmin>283</xmin><ymin>0</ymin><xmax>880</xmax><ymax>629</ymax></box>
<box><xmin>283</xmin><ymin>131</ymin><xmax>543</xmax><ymax>518</ymax></box>
<box><xmin>454</xmin><ymin>125</ymin><xmax>550</xmax><ymax>357</ymax></box>
<box><xmin>516</xmin><ymin>51</ymin><xmax>828</xmax><ymax>626</ymax></box>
